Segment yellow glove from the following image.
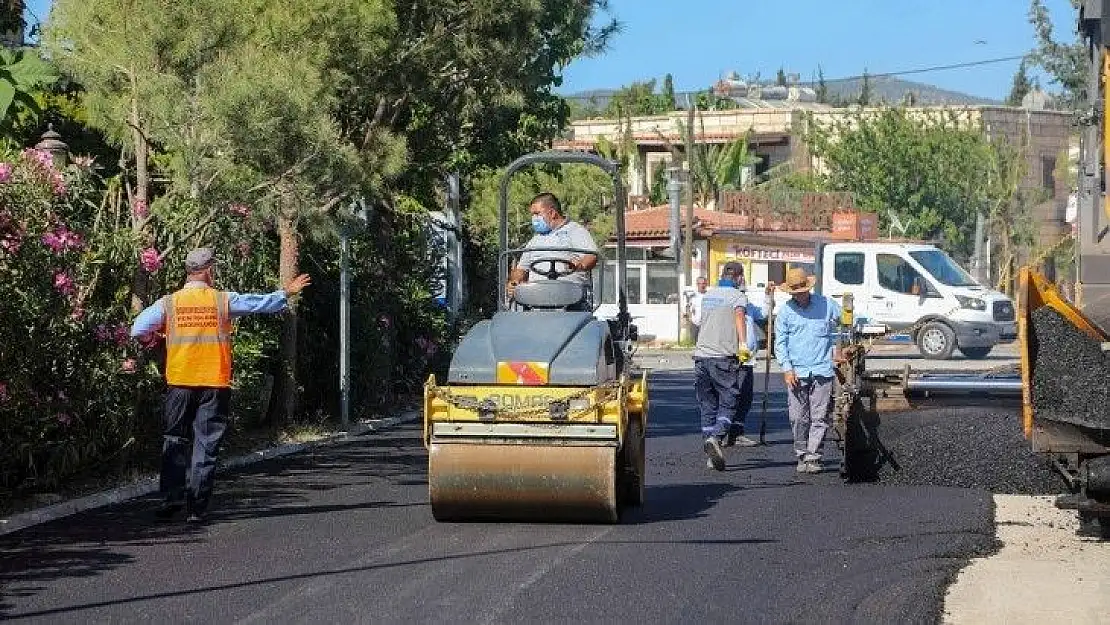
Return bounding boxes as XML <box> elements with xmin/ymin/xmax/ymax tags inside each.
<box><xmin>737</xmin><ymin>346</ymin><xmax>752</xmax><ymax>364</ymax></box>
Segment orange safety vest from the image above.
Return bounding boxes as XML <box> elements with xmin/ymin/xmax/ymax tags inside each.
<box><xmin>163</xmin><ymin>287</ymin><xmax>233</xmax><ymax>387</ymax></box>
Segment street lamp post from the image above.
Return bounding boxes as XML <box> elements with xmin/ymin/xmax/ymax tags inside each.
<box><xmin>667</xmin><ymin>166</ymin><xmax>685</xmax><ymax>343</ymax></box>
<box><xmin>35</xmin><ymin>124</ymin><xmax>69</xmax><ymax>168</ymax></box>
<box><xmin>339</xmin><ymin>197</ymin><xmax>370</xmax><ymax>428</ymax></box>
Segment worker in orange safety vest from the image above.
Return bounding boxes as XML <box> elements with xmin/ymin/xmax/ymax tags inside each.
<box><xmin>130</xmin><ymin>247</ymin><xmax>311</xmax><ymax>523</ymax></box>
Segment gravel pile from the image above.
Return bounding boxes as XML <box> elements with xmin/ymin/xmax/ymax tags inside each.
<box><xmin>878</xmin><ymin>407</ymin><xmax>1066</xmax><ymax>494</ymax></box>
<box><xmin>1029</xmin><ymin>306</ymin><xmax>1110</xmax><ymax>431</ymax></box>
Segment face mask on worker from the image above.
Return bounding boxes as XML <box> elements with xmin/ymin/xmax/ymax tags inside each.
<box><xmin>531</xmin><ymin>215</ymin><xmax>552</xmax><ymax>235</ymax></box>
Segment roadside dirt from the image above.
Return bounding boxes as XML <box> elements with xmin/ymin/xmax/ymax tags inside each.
<box><xmin>943</xmin><ymin>494</ymin><xmax>1110</xmax><ymax>624</ymax></box>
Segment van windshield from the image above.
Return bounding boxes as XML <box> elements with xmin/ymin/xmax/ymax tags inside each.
<box><xmin>909</xmin><ymin>250</ymin><xmax>978</xmax><ymax>287</ymax></box>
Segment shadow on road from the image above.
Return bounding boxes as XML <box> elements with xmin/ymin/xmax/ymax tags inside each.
<box><xmin>646</xmin><ymin>370</ymin><xmax>792</xmax><ymax>440</ymax></box>
<box><xmin>0</xmin><ymin>428</ymin><xmax>425</xmax><ymax>618</ymax></box>
<box><xmin>622</xmin><ymin>482</ymin><xmax>744</xmax><ymax>524</ymax></box>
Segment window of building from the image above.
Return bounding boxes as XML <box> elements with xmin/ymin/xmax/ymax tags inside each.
<box><xmin>646</xmin><ymin>262</ymin><xmax>678</xmax><ymax>304</ymax></box>
<box><xmin>1042</xmin><ymin>155</ymin><xmax>1057</xmax><ymax>198</ymax></box>
<box><xmin>599</xmin><ymin>245</ymin><xmax>680</xmax><ymax>304</ymax></box>
<box><xmin>833</xmin><ymin>252</ymin><xmax>864</xmax><ymax>285</ymax></box>
<box><xmin>876</xmin><ymin>253</ymin><xmax>921</xmax><ymax>294</ymax></box>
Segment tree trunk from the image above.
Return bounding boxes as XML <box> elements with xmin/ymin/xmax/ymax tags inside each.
<box><xmin>129</xmin><ymin>92</ymin><xmax>152</xmax><ymax>314</ymax></box>
<box><xmin>274</xmin><ymin>203</ymin><xmax>300</xmax><ymax>424</ymax></box>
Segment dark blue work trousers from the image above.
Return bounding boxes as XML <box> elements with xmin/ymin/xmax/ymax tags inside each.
<box><xmin>695</xmin><ymin>356</ymin><xmax>746</xmax><ymax>438</ymax></box>
<box><xmin>160</xmin><ymin>386</ymin><xmax>231</xmax><ymax>514</ymax></box>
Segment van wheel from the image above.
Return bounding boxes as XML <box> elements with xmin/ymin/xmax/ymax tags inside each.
<box><xmin>958</xmin><ymin>346</ymin><xmax>992</xmax><ymax>359</ymax></box>
<box><xmin>916</xmin><ymin>321</ymin><xmax>956</xmax><ymax>359</ymax></box>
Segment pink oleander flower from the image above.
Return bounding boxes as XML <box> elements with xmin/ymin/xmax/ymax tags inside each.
<box><xmin>72</xmin><ymin>155</ymin><xmax>96</xmax><ymax>168</ymax></box>
<box><xmin>51</xmin><ymin>172</ymin><xmax>66</xmax><ymax>196</ymax></box>
<box><xmin>229</xmin><ymin>202</ymin><xmax>251</xmax><ymax>218</ymax></box>
<box><xmin>56</xmin><ymin>413</ymin><xmax>72</xmax><ymax>426</ymax></box>
<box><xmin>1</xmin><ymin>232</ymin><xmax>23</xmax><ymax>254</ymax></box>
<box><xmin>42</xmin><ymin>225</ymin><xmax>83</xmax><ymax>253</ymax></box>
<box><xmin>41</xmin><ymin>231</ymin><xmax>62</xmax><ymax>252</ymax></box>
<box><xmin>139</xmin><ymin>247</ymin><xmax>162</xmax><ymax>273</ymax></box>
<box><xmin>113</xmin><ymin>324</ymin><xmax>130</xmax><ymax>346</ymax></box>
<box><xmin>132</xmin><ymin>199</ymin><xmax>149</xmax><ymax>219</ymax></box>
<box><xmin>22</xmin><ymin>147</ymin><xmax>54</xmax><ymax>170</ymax></box>
<box><xmin>121</xmin><ymin>358</ymin><xmax>137</xmax><ymax>374</ymax></box>
<box><xmin>0</xmin><ymin>162</ymin><xmax>12</xmax><ymax>183</ymax></box>
<box><xmin>95</xmin><ymin>323</ymin><xmax>112</xmax><ymax>342</ymax></box>
<box><xmin>70</xmin><ymin>306</ymin><xmax>86</xmax><ymax>321</ymax></box>
<box><xmin>0</xmin><ymin>382</ymin><xmax>8</xmax><ymax>403</ymax></box>
<box><xmin>53</xmin><ymin>270</ymin><xmax>76</xmax><ymax>296</ymax></box>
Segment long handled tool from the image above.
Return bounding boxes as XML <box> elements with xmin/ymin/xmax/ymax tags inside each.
<box><xmin>759</xmin><ymin>294</ymin><xmax>775</xmax><ymax>445</ymax></box>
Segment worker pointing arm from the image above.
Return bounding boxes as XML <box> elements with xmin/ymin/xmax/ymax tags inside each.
<box><xmin>129</xmin><ymin>247</ymin><xmax>311</xmax><ymax>523</ymax></box>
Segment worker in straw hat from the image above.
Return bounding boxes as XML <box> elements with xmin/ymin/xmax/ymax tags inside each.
<box><xmin>773</xmin><ymin>266</ymin><xmax>841</xmax><ymax>474</ymax></box>
<box><xmin>130</xmin><ymin>247</ymin><xmax>311</xmax><ymax>523</ymax></box>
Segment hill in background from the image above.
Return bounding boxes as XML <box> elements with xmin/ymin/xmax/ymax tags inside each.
<box><xmin>565</xmin><ymin>75</ymin><xmax>1001</xmax><ymax>110</ymax></box>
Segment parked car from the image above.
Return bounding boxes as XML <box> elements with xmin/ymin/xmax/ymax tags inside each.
<box><xmin>745</xmin><ymin>241</ymin><xmax>1016</xmax><ymax>360</ymax></box>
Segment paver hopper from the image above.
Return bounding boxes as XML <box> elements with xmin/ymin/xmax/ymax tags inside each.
<box><xmin>422</xmin><ymin>151</ymin><xmax>647</xmax><ymax>522</ymax></box>
<box><xmin>1017</xmin><ymin>269</ymin><xmax>1110</xmax><ymax>536</ymax></box>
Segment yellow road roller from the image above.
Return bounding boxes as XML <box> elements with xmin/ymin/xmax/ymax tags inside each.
<box><xmin>423</xmin><ymin>151</ymin><xmax>648</xmax><ymax>522</ymax></box>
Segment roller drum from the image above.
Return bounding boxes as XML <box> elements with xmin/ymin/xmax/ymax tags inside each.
<box><xmin>428</xmin><ymin>442</ymin><xmax>618</xmax><ymax>522</ymax></box>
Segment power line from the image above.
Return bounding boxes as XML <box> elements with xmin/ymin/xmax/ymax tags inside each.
<box><xmin>815</xmin><ymin>55</ymin><xmax>1028</xmax><ymax>85</ymax></box>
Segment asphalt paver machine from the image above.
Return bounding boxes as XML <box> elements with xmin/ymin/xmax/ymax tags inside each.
<box><xmin>1013</xmin><ymin>0</ymin><xmax>1110</xmax><ymax>538</ymax></box>
<box><xmin>422</xmin><ymin>151</ymin><xmax>648</xmax><ymax>522</ymax></box>
<box><xmin>828</xmin><ymin>3</ymin><xmax>1110</xmax><ymax>537</ymax></box>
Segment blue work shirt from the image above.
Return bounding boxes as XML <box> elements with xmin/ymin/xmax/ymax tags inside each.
<box><xmin>774</xmin><ymin>293</ymin><xmax>840</xmax><ymax>379</ymax></box>
<box><xmin>742</xmin><ymin>300</ymin><xmax>770</xmax><ymax>354</ymax></box>
<box><xmin>130</xmin><ymin>281</ymin><xmax>289</xmax><ymax>339</ymax></box>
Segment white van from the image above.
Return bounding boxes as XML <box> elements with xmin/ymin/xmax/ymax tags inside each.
<box><xmin>748</xmin><ymin>241</ymin><xmax>1017</xmax><ymax>360</ymax></box>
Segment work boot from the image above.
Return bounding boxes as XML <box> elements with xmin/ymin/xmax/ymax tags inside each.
<box><xmin>704</xmin><ymin>437</ymin><xmax>725</xmax><ymax>471</ymax></box>
<box><xmin>730</xmin><ymin>434</ymin><xmax>759</xmax><ymax>447</ymax></box>
<box><xmin>802</xmin><ymin>460</ymin><xmax>822</xmax><ymax>474</ymax></box>
<box><xmin>796</xmin><ymin>458</ymin><xmax>807</xmax><ymax>473</ymax></box>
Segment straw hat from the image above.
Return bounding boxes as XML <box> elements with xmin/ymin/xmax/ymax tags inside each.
<box><xmin>778</xmin><ymin>267</ymin><xmax>816</xmax><ymax>294</ymax></box>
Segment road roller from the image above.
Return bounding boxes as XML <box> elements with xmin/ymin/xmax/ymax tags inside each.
<box><xmin>422</xmin><ymin>151</ymin><xmax>647</xmax><ymax>522</ymax></box>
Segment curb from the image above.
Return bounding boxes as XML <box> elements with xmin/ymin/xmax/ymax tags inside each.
<box><xmin>0</xmin><ymin>409</ymin><xmax>421</xmax><ymax>536</ymax></box>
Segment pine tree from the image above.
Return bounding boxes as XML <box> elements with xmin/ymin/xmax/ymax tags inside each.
<box><xmin>858</xmin><ymin>69</ymin><xmax>871</xmax><ymax>106</ymax></box>
<box><xmin>1007</xmin><ymin>60</ymin><xmax>1033</xmax><ymax>107</ymax></box>
<box><xmin>816</xmin><ymin>65</ymin><xmax>828</xmax><ymax>103</ymax></box>
<box><xmin>662</xmin><ymin>73</ymin><xmax>676</xmax><ymax>109</ymax></box>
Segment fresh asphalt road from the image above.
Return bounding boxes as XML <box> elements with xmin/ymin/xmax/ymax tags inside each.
<box><xmin>0</xmin><ymin>366</ymin><xmax>998</xmax><ymax>624</ymax></box>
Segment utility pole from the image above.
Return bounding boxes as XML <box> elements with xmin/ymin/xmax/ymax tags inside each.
<box><xmin>339</xmin><ymin>198</ymin><xmax>369</xmax><ymax>428</ymax></box>
<box><xmin>684</xmin><ymin>103</ymin><xmax>696</xmax><ymax>286</ymax></box>
<box><xmin>339</xmin><ymin>219</ymin><xmax>351</xmax><ymax>428</ymax></box>
<box><xmin>668</xmin><ymin>167</ymin><xmax>684</xmax><ymax>342</ymax></box>
<box><xmin>972</xmin><ymin>210</ymin><xmax>986</xmax><ymax>283</ymax></box>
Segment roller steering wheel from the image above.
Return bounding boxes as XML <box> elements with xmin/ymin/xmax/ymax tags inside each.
<box><xmin>526</xmin><ymin>256</ymin><xmax>577</xmax><ymax>281</ymax></box>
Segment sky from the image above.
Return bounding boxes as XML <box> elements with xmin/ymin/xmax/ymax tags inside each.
<box><xmin>559</xmin><ymin>0</ymin><xmax>1079</xmax><ymax>101</ymax></box>
<box><xmin>21</xmin><ymin>0</ymin><xmax>1079</xmax><ymax>102</ymax></box>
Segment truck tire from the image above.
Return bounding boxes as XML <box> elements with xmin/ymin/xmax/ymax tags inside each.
<box><xmin>958</xmin><ymin>346</ymin><xmax>992</xmax><ymax>360</ymax></box>
<box><xmin>916</xmin><ymin>321</ymin><xmax>956</xmax><ymax>360</ymax></box>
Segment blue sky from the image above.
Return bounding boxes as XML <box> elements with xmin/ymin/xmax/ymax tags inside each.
<box><xmin>22</xmin><ymin>0</ymin><xmax>1078</xmax><ymax>102</ymax></box>
<box><xmin>560</xmin><ymin>0</ymin><xmax>1079</xmax><ymax>101</ymax></box>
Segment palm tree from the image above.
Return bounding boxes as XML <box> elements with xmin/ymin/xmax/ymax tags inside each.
<box><xmin>656</xmin><ymin>113</ymin><xmax>759</xmax><ymax>207</ymax></box>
